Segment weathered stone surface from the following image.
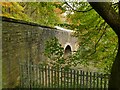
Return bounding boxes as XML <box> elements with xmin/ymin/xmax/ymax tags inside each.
<box><xmin>2</xmin><ymin>17</ymin><xmax>78</xmax><ymax>88</ymax></box>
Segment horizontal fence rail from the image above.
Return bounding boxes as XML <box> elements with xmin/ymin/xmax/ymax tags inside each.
<box><xmin>20</xmin><ymin>62</ymin><xmax>110</xmax><ymax>89</ymax></box>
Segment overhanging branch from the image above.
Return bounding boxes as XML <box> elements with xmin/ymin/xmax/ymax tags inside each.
<box><xmin>113</xmin><ymin>43</ymin><xmax>118</xmax><ymax>56</ymax></box>
<box><xmin>64</xmin><ymin>1</ymin><xmax>93</xmax><ymax>13</ymax></box>
<box><xmin>112</xmin><ymin>2</ymin><xmax>119</xmax><ymax>5</ymax></box>
<box><xmin>118</xmin><ymin>0</ymin><xmax>120</xmax><ymax>16</ymax></box>
<box><xmin>88</xmin><ymin>2</ymin><xmax>120</xmax><ymax>36</ymax></box>
<box><xmin>88</xmin><ymin>29</ymin><xmax>106</xmax><ymax>57</ymax></box>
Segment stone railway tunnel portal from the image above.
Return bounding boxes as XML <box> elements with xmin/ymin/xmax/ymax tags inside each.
<box><xmin>2</xmin><ymin>17</ymin><xmax>79</xmax><ymax>88</ymax></box>
<box><xmin>54</xmin><ymin>26</ymin><xmax>78</xmax><ymax>57</ymax></box>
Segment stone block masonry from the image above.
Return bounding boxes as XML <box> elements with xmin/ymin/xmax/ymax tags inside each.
<box><xmin>2</xmin><ymin>17</ymin><xmax>78</xmax><ymax>88</ymax></box>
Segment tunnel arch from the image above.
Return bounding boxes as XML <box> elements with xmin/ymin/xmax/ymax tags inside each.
<box><xmin>64</xmin><ymin>43</ymin><xmax>72</xmax><ymax>58</ymax></box>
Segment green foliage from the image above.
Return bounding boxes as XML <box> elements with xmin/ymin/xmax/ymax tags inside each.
<box><xmin>2</xmin><ymin>2</ymin><xmax>118</xmax><ymax>73</ymax></box>
<box><xmin>60</xmin><ymin>2</ymin><xmax>118</xmax><ymax>74</ymax></box>
<box><xmin>1</xmin><ymin>2</ymin><xmax>30</xmax><ymax>21</ymax></box>
<box><xmin>44</xmin><ymin>37</ymin><xmax>65</xmax><ymax>67</ymax></box>
<box><xmin>1</xmin><ymin>2</ymin><xmax>63</xmax><ymax>27</ymax></box>
<box><xmin>44</xmin><ymin>37</ymin><xmax>90</xmax><ymax>70</ymax></box>
<box><xmin>44</xmin><ymin>37</ymin><xmax>64</xmax><ymax>59</ymax></box>
<box><xmin>20</xmin><ymin>2</ymin><xmax>62</xmax><ymax>26</ymax></box>
<box><xmin>44</xmin><ymin>37</ymin><xmax>78</xmax><ymax>69</ymax></box>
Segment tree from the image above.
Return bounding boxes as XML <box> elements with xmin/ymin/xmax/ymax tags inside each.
<box><xmin>62</xmin><ymin>2</ymin><xmax>117</xmax><ymax>74</ymax></box>
<box><xmin>0</xmin><ymin>2</ymin><xmax>29</xmax><ymax>20</ymax></box>
<box><xmin>62</xmin><ymin>1</ymin><xmax>120</xmax><ymax>88</ymax></box>
<box><xmin>88</xmin><ymin>2</ymin><xmax>120</xmax><ymax>89</ymax></box>
<box><xmin>1</xmin><ymin>2</ymin><xmax>63</xmax><ymax>27</ymax></box>
<box><xmin>19</xmin><ymin>2</ymin><xmax>62</xmax><ymax>26</ymax></box>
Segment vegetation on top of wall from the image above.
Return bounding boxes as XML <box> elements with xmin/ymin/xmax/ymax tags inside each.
<box><xmin>1</xmin><ymin>2</ymin><xmax>63</xmax><ymax>27</ymax></box>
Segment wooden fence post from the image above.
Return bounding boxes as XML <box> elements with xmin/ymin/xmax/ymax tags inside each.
<box><xmin>20</xmin><ymin>63</ymin><xmax>109</xmax><ymax>89</ymax></box>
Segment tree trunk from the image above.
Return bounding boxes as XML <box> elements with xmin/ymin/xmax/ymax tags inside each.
<box><xmin>88</xmin><ymin>2</ymin><xmax>120</xmax><ymax>88</ymax></box>
<box><xmin>109</xmin><ymin>36</ymin><xmax>120</xmax><ymax>89</ymax></box>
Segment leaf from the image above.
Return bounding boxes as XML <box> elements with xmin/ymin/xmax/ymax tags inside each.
<box><xmin>0</xmin><ymin>2</ymin><xmax>12</xmax><ymax>7</ymax></box>
<box><xmin>12</xmin><ymin>2</ymin><xmax>24</xmax><ymax>11</ymax></box>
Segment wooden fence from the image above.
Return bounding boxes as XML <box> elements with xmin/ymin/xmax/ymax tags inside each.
<box><xmin>20</xmin><ymin>62</ymin><xmax>110</xmax><ymax>89</ymax></box>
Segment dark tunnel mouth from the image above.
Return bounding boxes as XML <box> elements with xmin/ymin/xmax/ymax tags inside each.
<box><xmin>64</xmin><ymin>45</ymin><xmax>72</xmax><ymax>57</ymax></box>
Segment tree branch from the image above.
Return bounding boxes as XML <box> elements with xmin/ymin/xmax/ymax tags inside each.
<box><xmin>64</xmin><ymin>1</ymin><xmax>93</xmax><ymax>13</ymax></box>
<box><xmin>30</xmin><ymin>8</ymin><xmax>37</xmax><ymax>17</ymax></box>
<box><xmin>88</xmin><ymin>29</ymin><xmax>106</xmax><ymax>57</ymax></box>
<box><xmin>87</xmin><ymin>2</ymin><xmax>120</xmax><ymax>88</ymax></box>
<box><xmin>88</xmin><ymin>2</ymin><xmax>120</xmax><ymax>36</ymax></box>
<box><xmin>118</xmin><ymin>0</ymin><xmax>120</xmax><ymax>16</ymax></box>
<box><xmin>113</xmin><ymin>43</ymin><xmax>118</xmax><ymax>56</ymax></box>
<box><xmin>112</xmin><ymin>2</ymin><xmax>119</xmax><ymax>6</ymax></box>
